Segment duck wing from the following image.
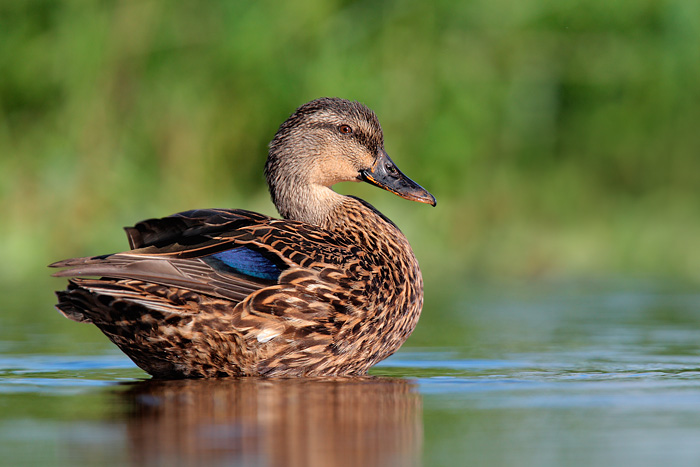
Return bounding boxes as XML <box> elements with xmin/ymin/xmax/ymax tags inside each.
<box><xmin>123</xmin><ymin>208</ymin><xmax>272</xmax><ymax>250</ymax></box>
<box><xmin>50</xmin><ymin>208</ymin><xmax>352</xmax><ymax>305</ymax></box>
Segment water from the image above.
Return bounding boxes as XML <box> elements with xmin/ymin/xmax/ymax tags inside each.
<box><xmin>2</xmin><ymin>280</ymin><xmax>700</xmax><ymax>466</ymax></box>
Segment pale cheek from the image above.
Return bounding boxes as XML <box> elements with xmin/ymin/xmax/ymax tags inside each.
<box><xmin>325</xmin><ymin>166</ymin><xmax>358</xmax><ymax>185</ymax></box>
<box><xmin>315</xmin><ymin>159</ymin><xmax>358</xmax><ymax>185</ymax></box>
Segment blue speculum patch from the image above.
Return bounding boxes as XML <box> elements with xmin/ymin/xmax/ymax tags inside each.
<box><xmin>204</xmin><ymin>247</ymin><xmax>282</xmax><ymax>281</ymax></box>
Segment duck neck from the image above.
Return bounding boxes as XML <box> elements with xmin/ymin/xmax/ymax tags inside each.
<box><xmin>272</xmin><ymin>179</ymin><xmax>345</xmax><ymax>226</ymax></box>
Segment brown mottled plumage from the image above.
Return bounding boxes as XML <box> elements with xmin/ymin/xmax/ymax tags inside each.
<box><xmin>50</xmin><ymin>97</ymin><xmax>436</xmax><ymax>378</ymax></box>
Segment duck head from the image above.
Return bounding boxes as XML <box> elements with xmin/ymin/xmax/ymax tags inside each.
<box><xmin>266</xmin><ymin>97</ymin><xmax>436</xmax><ymax>224</ymax></box>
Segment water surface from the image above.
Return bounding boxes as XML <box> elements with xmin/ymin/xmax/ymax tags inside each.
<box><xmin>2</xmin><ymin>280</ymin><xmax>700</xmax><ymax>466</ymax></box>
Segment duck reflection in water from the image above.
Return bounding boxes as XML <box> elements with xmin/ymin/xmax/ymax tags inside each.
<box><xmin>119</xmin><ymin>376</ymin><xmax>422</xmax><ymax>466</ymax></box>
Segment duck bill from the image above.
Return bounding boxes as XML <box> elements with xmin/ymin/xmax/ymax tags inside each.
<box><xmin>359</xmin><ymin>150</ymin><xmax>437</xmax><ymax>206</ymax></box>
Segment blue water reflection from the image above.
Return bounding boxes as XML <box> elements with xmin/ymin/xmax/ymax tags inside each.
<box><xmin>2</xmin><ymin>282</ymin><xmax>700</xmax><ymax>466</ymax></box>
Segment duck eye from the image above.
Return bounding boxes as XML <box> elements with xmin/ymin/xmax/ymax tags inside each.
<box><xmin>339</xmin><ymin>125</ymin><xmax>353</xmax><ymax>135</ymax></box>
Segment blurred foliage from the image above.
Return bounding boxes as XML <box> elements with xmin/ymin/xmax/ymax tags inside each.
<box><xmin>1</xmin><ymin>0</ymin><xmax>699</xmax><ymax>298</ymax></box>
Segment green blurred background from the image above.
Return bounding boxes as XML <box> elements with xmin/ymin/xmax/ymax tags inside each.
<box><xmin>1</xmin><ymin>0</ymin><xmax>699</xmax><ymax>310</ymax></box>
